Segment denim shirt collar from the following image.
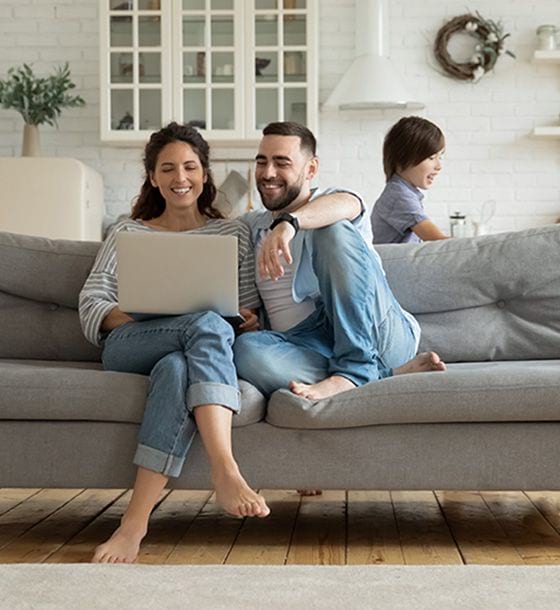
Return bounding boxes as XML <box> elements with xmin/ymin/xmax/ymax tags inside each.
<box><xmin>391</xmin><ymin>175</ymin><xmax>424</xmax><ymax>202</ymax></box>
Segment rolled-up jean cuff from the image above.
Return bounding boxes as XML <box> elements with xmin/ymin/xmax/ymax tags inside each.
<box><xmin>329</xmin><ymin>369</ymin><xmax>382</xmax><ymax>388</ymax></box>
<box><xmin>133</xmin><ymin>444</ymin><xmax>185</xmax><ymax>478</ymax></box>
<box><xmin>187</xmin><ymin>382</ymin><xmax>240</xmax><ymax>413</ymax></box>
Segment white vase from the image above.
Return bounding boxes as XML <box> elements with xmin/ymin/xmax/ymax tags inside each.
<box><xmin>21</xmin><ymin>124</ymin><xmax>41</xmax><ymax>157</ymax></box>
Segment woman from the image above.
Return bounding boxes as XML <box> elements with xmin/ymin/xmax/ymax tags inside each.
<box><xmin>79</xmin><ymin>122</ymin><xmax>269</xmax><ymax>564</ymax></box>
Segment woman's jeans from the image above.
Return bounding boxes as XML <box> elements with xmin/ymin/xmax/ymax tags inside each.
<box><xmin>102</xmin><ymin>311</ymin><xmax>238</xmax><ymax>478</ymax></box>
<box><xmin>234</xmin><ymin>221</ymin><xmax>420</xmax><ymax>397</ymax></box>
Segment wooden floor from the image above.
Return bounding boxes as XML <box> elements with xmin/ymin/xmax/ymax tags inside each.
<box><xmin>2</xmin><ymin>489</ymin><xmax>560</xmax><ymax>564</ymax></box>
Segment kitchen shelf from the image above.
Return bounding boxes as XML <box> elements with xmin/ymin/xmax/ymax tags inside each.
<box><xmin>533</xmin><ymin>126</ymin><xmax>560</xmax><ymax>137</ymax></box>
<box><xmin>532</xmin><ymin>50</ymin><xmax>560</xmax><ymax>63</ymax></box>
<box><xmin>532</xmin><ymin>51</ymin><xmax>560</xmax><ymax>137</ymax></box>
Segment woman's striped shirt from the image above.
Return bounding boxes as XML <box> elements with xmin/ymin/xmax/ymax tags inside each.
<box><xmin>79</xmin><ymin>218</ymin><xmax>260</xmax><ymax>346</ymax></box>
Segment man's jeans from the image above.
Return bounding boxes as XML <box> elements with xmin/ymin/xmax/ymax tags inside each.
<box><xmin>102</xmin><ymin>311</ymin><xmax>238</xmax><ymax>478</ymax></box>
<box><xmin>234</xmin><ymin>221</ymin><xmax>419</xmax><ymax>397</ymax></box>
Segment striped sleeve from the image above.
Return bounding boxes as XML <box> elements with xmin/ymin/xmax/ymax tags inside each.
<box><xmin>78</xmin><ymin>224</ymin><xmax>121</xmax><ymax>346</ymax></box>
<box><xmin>232</xmin><ymin>220</ymin><xmax>261</xmax><ymax>310</ymax></box>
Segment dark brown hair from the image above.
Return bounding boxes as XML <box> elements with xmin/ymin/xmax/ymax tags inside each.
<box><xmin>262</xmin><ymin>121</ymin><xmax>317</xmax><ymax>157</ymax></box>
<box><xmin>131</xmin><ymin>122</ymin><xmax>222</xmax><ymax>220</ymax></box>
<box><xmin>383</xmin><ymin>116</ymin><xmax>445</xmax><ymax>180</ymax></box>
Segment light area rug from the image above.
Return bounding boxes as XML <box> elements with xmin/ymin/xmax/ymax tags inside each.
<box><xmin>1</xmin><ymin>564</ymin><xmax>560</xmax><ymax>610</ymax></box>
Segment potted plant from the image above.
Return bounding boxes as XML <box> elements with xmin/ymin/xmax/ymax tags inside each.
<box><xmin>0</xmin><ymin>63</ymin><xmax>85</xmax><ymax>156</ymax></box>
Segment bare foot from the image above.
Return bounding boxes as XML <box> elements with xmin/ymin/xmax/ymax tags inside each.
<box><xmin>91</xmin><ymin>521</ymin><xmax>146</xmax><ymax>564</ymax></box>
<box><xmin>212</xmin><ymin>466</ymin><xmax>270</xmax><ymax>518</ymax></box>
<box><xmin>394</xmin><ymin>351</ymin><xmax>447</xmax><ymax>375</ymax></box>
<box><xmin>289</xmin><ymin>375</ymin><xmax>356</xmax><ymax>400</ymax></box>
<box><xmin>297</xmin><ymin>489</ymin><xmax>323</xmax><ymax>496</ymax></box>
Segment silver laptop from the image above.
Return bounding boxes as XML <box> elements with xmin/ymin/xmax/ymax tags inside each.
<box><xmin>116</xmin><ymin>231</ymin><xmax>239</xmax><ymax>317</ymax></box>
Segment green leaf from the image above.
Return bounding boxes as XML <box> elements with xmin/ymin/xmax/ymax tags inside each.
<box><xmin>0</xmin><ymin>62</ymin><xmax>85</xmax><ymax>126</ymax></box>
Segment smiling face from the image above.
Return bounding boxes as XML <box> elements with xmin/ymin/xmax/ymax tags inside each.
<box><xmin>398</xmin><ymin>149</ymin><xmax>444</xmax><ymax>190</ymax></box>
<box><xmin>149</xmin><ymin>140</ymin><xmax>207</xmax><ymax>211</ymax></box>
<box><xmin>255</xmin><ymin>134</ymin><xmax>318</xmax><ymax>212</ymax></box>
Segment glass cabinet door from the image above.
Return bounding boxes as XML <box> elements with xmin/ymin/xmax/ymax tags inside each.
<box><xmin>101</xmin><ymin>0</ymin><xmax>317</xmax><ymax>143</ymax></box>
<box><xmin>176</xmin><ymin>0</ymin><xmax>242</xmax><ymax>137</ymax></box>
<box><xmin>249</xmin><ymin>0</ymin><xmax>317</xmax><ymax>137</ymax></box>
<box><xmin>102</xmin><ymin>0</ymin><xmax>171</xmax><ymax>141</ymax></box>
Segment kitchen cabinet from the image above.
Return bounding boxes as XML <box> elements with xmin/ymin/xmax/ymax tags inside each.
<box><xmin>99</xmin><ymin>0</ymin><xmax>318</xmax><ymax>144</ymax></box>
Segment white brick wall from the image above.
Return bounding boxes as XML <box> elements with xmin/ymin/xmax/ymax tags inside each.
<box><xmin>1</xmin><ymin>0</ymin><xmax>559</xmax><ymax>232</ymax></box>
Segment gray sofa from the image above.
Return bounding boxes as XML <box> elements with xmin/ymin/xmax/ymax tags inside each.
<box><xmin>1</xmin><ymin>226</ymin><xmax>560</xmax><ymax>491</ymax></box>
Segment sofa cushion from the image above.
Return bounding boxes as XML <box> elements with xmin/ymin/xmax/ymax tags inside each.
<box><xmin>0</xmin><ymin>292</ymin><xmax>100</xmax><ymax>361</ymax></box>
<box><xmin>266</xmin><ymin>360</ymin><xmax>560</xmax><ymax>429</ymax></box>
<box><xmin>0</xmin><ymin>231</ymin><xmax>98</xmax><ymax>308</ymax></box>
<box><xmin>0</xmin><ymin>360</ymin><xmax>266</xmax><ymax>428</ymax></box>
<box><xmin>0</xmin><ymin>231</ymin><xmax>99</xmax><ymax>361</ymax></box>
<box><xmin>376</xmin><ymin>225</ymin><xmax>560</xmax><ymax>362</ymax></box>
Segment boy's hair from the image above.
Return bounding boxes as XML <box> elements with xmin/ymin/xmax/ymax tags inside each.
<box><xmin>383</xmin><ymin>116</ymin><xmax>445</xmax><ymax>180</ymax></box>
<box><xmin>262</xmin><ymin>121</ymin><xmax>317</xmax><ymax>157</ymax></box>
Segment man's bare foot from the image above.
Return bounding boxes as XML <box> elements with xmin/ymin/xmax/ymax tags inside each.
<box><xmin>394</xmin><ymin>351</ymin><xmax>447</xmax><ymax>375</ymax></box>
<box><xmin>289</xmin><ymin>375</ymin><xmax>356</xmax><ymax>400</ymax></box>
<box><xmin>297</xmin><ymin>489</ymin><xmax>323</xmax><ymax>496</ymax></box>
<box><xmin>212</xmin><ymin>466</ymin><xmax>270</xmax><ymax>518</ymax></box>
<box><xmin>91</xmin><ymin>521</ymin><xmax>146</xmax><ymax>564</ymax></box>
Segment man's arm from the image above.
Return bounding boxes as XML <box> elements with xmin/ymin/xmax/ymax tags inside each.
<box><xmin>259</xmin><ymin>192</ymin><xmax>363</xmax><ymax>280</ymax></box>
<box><xmin>291</xmin><ymin>191</ymin><xmax>362</xmax><ymax>229</ymax></box>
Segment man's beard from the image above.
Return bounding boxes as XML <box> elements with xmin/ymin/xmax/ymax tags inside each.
<box><xmin>257</xmin><ymin>181</ymin><xmax>302</xmax><ymax>211</ymax></box>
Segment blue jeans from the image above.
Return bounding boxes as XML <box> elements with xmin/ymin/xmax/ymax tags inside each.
<box><xmin>234</xmin><ymin>221</ymin><xmax>419</xmax><ymax>396</ymax></box>
<box><xmin>102</xmin><ymin>311</ymin><xmax>238</xmax><ymax>478</ymax></box>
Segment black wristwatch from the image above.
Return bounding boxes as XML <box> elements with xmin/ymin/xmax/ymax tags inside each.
<box><xmin>269</xmin><ymin>212</ymin><xmax>300</xmax><ymax>234</ymax></box>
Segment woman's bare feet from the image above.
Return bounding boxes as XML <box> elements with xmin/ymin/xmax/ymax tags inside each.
<box><xmin>289</xmin><ymin>375</ymin><xmax>356</xmax><ymax>401</ymax></box>
<box><xmin>212</xmin><ymin>466</ymin><xmax>270</xmax><ymax>518</ymax></box>
<box><xmin>91</xmin><ymin>520</ymin><xmax>147</xmax><ymax>564</ymax></box>
<box><xmin>394</xmin><ymin>351</ymin><xmax>446</xmax><ymax>375</ymax></box>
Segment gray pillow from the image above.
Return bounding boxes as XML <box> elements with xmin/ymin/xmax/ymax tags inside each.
<box><xmin>376</xmin><ymin>225</ymin><xmax>560</xmax><ymax>361</ymax></box>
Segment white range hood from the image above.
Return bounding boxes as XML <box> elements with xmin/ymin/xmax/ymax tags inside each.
<box><xmin>324</xmin><ymin>0</ymin><xmax>424</xmax><ymax>110</ymax></box>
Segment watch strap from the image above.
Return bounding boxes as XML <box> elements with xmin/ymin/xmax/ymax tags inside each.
<box><xmin>269</xmin><ymin>213</ymin><xmax>300</xmax><ymax>234</ymax></box>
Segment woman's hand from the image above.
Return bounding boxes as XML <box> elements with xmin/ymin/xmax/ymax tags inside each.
<box><xmin>101</xmin><ymin>306</ymin><xmax>135</xmax><ymax>332</ymax></box>
<box><xmin>238</xmin><ymin>308</ymin><xmax>259</xmax><ymax>333</ymax></box>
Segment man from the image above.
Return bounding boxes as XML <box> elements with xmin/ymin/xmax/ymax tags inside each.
<box><xmin>235</xmin><ymin>122</ymin><xmax>445</xmax><ymax>402</ymax></box>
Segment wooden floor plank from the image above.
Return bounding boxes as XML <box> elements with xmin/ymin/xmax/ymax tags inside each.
<box><xmin>225</xmin><ymin>490</ymin><xmax>301</xmax><ymax>565</ymax></box>
<box><xmin>526</xmin><ymin>491</ymin><xmax>560</xmax><ymax>534</ymax></box>
<box><xmin>137</xmin><ymin>490</ymin><xmax>211</xmax><ymax>564</ymax></box>
<box><xmin>435</xmin><ymin>491</ymin><xmax>524</xmax><ymax>565</ymax></box>
<box><xmin>347</xmin><ymin>490</ymin><xmax>404</xmax><ymax>565</ymax></box>
<box><xmin>0</xmin><ymin>489</ymin><xmax>41</xmax><ymax>517</ymax></box>
<box><xmin>481</xmin><ymin>491</ymin><xmax>560</xmax><ymax>564</ymax></box>
<box><xmin>391</xmin><ymin>491</ymin><xmax>463</xmax><ymax>565</ymax></box>
<box><xmin>0</xmin><ymin>489</ymin><xmax>83</xmax><ymax>552</ymax></box>
<box><xmin>286</xmin><ymin>490</ymin><xmax>346</xmax><ymax>565</ymax></box>
<box><xmin>165</xmin><ymin>493</ymin><xmax>244</xmax><ymax>564</ymax></box>
<box><xmin>45</xmin><ymin>490</ymin><xmax>132</xmax><ymax>563</ymax></box>
<box><xmin>5</xmin><ymin>488</ymin><xmax>560</xmax><ymax>565</ymax></box>
<box><xmin>0</xmin><ymin>489</ymin><xmax>125</xmax><ymax>563</ymax></box>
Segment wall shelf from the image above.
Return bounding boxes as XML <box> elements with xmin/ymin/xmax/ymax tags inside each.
<box><xmin>532</xmin><ymin>51</ymin><xmax>560</xmax><ymax>136</ymax></box>
<box><xmin>533</xmin><ymin>126</ymin><xmax>560</xmax><ymax>137</ymax></box>
<box><xmin>533</xmin><ymin>50</ymin><xmax>560</xmax><ymax>63</ymax></box>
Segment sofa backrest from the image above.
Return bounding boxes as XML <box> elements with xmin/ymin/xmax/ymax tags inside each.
<box><xmin>0</xmin><ymin>231</ymin><xmax>101</xmax><ymax>361</ymax></box>
<box><xmin>376</xmin><ymin>225</ymin><xmax>560</xmax><ymax>361</ymax></box>
<box><xmin>1</xmin><ymin>225</ymin><xmax>559</xmax><ymax>363</ymax></box>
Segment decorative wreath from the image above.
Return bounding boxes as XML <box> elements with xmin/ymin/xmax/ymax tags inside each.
<box><xmin>434</xmin><ymin>12</ymin><xmax>515</xmax><ymax>82</ymax></box>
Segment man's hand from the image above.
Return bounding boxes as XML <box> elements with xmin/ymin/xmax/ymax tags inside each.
<box><xmin>258</xmin><ymin>222</ymin><xmax>296</xmax><ymax>281</ymax></box>
<box><xmin>238</xmin><ymin>308</ymin><xmax>260</xmax><ymax>333</ymax></box>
